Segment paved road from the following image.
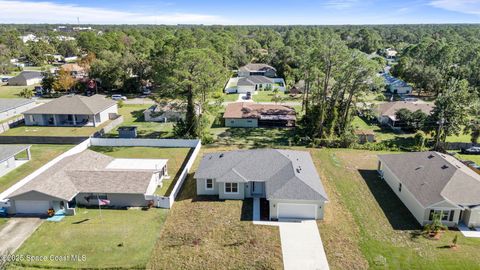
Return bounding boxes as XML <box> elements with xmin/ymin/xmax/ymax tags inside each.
<box><xmin>0</xmin><ymin>218</ymin><xmax>43</xmax><ymax>254</ymax></box>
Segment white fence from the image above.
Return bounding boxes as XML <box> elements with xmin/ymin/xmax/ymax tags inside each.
<box><xmin>1</xmin><ymin>138</ymin><xmax>201</xmax><ymax>210</ymax></box>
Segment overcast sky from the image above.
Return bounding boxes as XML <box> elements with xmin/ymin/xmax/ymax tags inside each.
<box><xmin>1</xmin><ymin>0</ymin><xmax>480</xmax><ymax>25</ymax></box>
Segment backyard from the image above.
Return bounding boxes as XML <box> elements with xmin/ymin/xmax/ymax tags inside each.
<box><xmin>108</xmin><ymin>104</ymin><xmax>175</xmax><ymax>138</ymax></box>
<box><xmin>252</xmin><ymin>90</ymin><xmax>302</xmax><ymax>103</ymax></box>
<box><xmin>148</xmin><ymin>145</ymin><xmax>283</xmax><ymax>270</ymax></box>
<box><xmin>211</xmin><ymin>126</ymin><xmax>296</xmax><ymax>147</ymax></box>
<box><xmin>313</xmin><ymin>148</ymin><xmax>480</xmax><ymax>269</ymax></box>
<box><xmin>13</xmin><ymin>208</ymin><xmax>168</xmax><ymax>269</ymax></box>
<box><xmin>0</xmin><ymin>144</ymin><xmax>72</xmax><ymax>193</ymax></box>
<box><xmin>0</xmin><ymin>84</ymin><xmax>35</xmax><ymax>99</ymax></box>
<box><xmin>90</xmin><ymin>146</ymin><xmax>191</xmax><ymax>196</ymax></box>
<box><xmin>0</xmin><ymin>120</ymin><xmax>114</xmax><ymax>137</ymax></box>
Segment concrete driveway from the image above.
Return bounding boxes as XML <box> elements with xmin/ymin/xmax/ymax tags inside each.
<box><xmin>0</xmin><ymin>218</ymin><xmax>43</xmax><ymax>254</ymax></box>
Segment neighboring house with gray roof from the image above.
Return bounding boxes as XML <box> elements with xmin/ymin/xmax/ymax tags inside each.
<box><xmin>236</xmin><ymin>76</ymin><xmax>286</xmax><ymax>94</ymax></box>
<box><xmin>378</xmin><ymin>151</ymin><xmax>480</xmax><ymax>227</ymax></box>
<box><xmin>0</xmin><ymin>145</ymin><xmax>31</xmax><ymax>177</ymax></box>
<box><xmin>194</xmin><ymin>149</ymin><xmax>328</xmax><ymax>220</ymax></box>
<box><xmin>8</xmin><ymin>71</ymin><xmax>43</xmax><ymax>86</ymax></box>
<box><xmin>0</xmin><ymin>98</ymin><xmax>36</xmax><ymax>121</ymax></box>
<box><xmin>23</xmin><ymin>94</ymin><xmax>118</xmax><ymax>127</ymax></box>
<box><xmin>4</xmin><ymin>149</ymin><xmax>168</xmax><ymax>216</ymax></box>
<box><xmin>238</xmin><ymin>63</ymin><xmax>277</xmax><ymax>77</ymax></box>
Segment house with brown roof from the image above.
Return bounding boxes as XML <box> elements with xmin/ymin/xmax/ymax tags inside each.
<box><xmin>223</xmin><ymin>102</ymin><xmax>296</xmax><ymax>128</ymax></box>
<box><xmin>378</xmin><ymin>152</ymin><xmax>480</xmax><ymax>227</ymax></box>
<box><xmin>4</xmin><ymin>149</ymin><xmax>168</xmax><ymax>216</ymax></box>
<box><xmin>23</xmin><ymin>94</ymin><xmax>118</xmax><ymax>127</ymax></box>
<box><xmin>60</xmin><ymin>63</ymin><xmax>87</xmax><ymax>79</ymax></box>
<box><xmin>376</xmin><ymin>101</ymin><xmax>433</xmax><ymax>128</ymax></box>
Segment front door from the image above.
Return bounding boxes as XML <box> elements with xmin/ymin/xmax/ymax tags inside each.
<box><xmin>252</xmin><ymin>182</ymin><xmax>263</xmax><ymax>195</ymax></box>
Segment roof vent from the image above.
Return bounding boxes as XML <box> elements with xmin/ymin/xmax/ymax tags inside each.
<box><xmin>219</xmin><ymin>154</ymin><xmax>224</xmax><ymax>158</ymax></box>
<box><xmin>428</xmin><ymin>154</ymin><xmax>435</xmax><ymax>159</ymax></box>
<box><xmin>441</xmin><ymin>165</ymin><xmax>449</xmax><ymax>169</ymax></box>
<box><xmin>296</xmin><ymin>168</ymin><xmax>301</xmax><ymax>173</ymax></box>
<box><xmin>415</xmin><ymin>166</ymin><xmax>424</xmax><ymax>170</ymax></box>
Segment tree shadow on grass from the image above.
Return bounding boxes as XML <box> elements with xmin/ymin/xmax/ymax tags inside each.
<box><xmin>358</xmin><ymin>169</ymin><xmax>421</xmax><ymax>231</ymax></box>
<box><xmin>240</xmin><ymin>199</ymin><xmax>253</xmax><ymax>221</ymax></box>
<box><xmin>130</xmin><ymin>109</ymin><xmax>146</xmax><ymax>123</ymax></box>
<box><xmin>217</xmin><ymin>127</ymin><xmax>295</xmax><ymax>148</ymax></box>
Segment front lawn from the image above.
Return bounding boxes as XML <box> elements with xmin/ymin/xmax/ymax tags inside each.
<box><xmin>0</xmin><ymin>144</ymin><xmax>72</xmax><ymax>193</ymax></box>
<box><xmin>0</xmin><ymin>85</ymin><xmax>35</xmax><ymax>98</ymax></box>
<box><xmin>148</xmin><ymin>146</ymin><xmax>283</xmax><ymax>269</ymax></box>
<box><xmin>223</xmin><ymin>93</ymin><xmax>239</xmax><ymax>102</ymax></box>
<box><xmin>13</xmin><ymin>208</ymin><xmax>168</xmax><ymax>269</ymax></box>
<box><xmin>313</xmin><ymin>148</ymin><xmax>480</xmax><ymax>269</ymax></box>
<box><xmin>253</xmin><ymin>90</ymin><xmax>302</xmax><ymax>103</ymax></box>
<box><xmin>108</xmin><ymin>104</ymin><xmax>174</xmax><ymax>138</ymax></box>
<box><xmin>0</xmin><ymin>120</ymin><xmax>114</xmax><ymax>137</ymax></box>
<box><xmin>90</xmin><ymin>146</ymin><xmax>191</xmax><ymax>196</ymax></box>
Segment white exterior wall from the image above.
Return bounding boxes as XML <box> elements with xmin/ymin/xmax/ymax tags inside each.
<box><xmin>465</xmin><ymin>208</ymin><xmax>480</xmax><ymax>227</ymax></box>
<box><xmin>0</xmin><ymin>102</ymin><xmax>36</xmax><ymax>121</ymax></box>
<box><xmin>0</xmin><ymin>157</ymin><xmax>16</xmax><ymax>177</ymax></box>
<box><xmin>268</xmin><ymin>199</ymin><xmax>325</xmax><ymax>220</ymax></box>
<box><xmin>218</xmin><ymin>182</ymin><xmax>245</xmax><ymax>200</ymax></box>
<box><xmin>75</xmin><ymin>193</ymin><xmax>148</xmax><ymax>207</ymax></box>
<box><xmin>225</xmin><ymin>118</ymin><xmax>258</xmax><ymax>128</ymax></box>
<box><xmin>196</xmin><ymin>178</ymin><xmax>219</xmax><ymax>195</ymax></box>
<box><xmin>237</xmin><ymin>85</ymin><xmax>256</xmax><ymax>94</ymax></box>
<box><xmin>380</xmin><ymin>161</ymin><xmax>429</xmax><ymax>225</ymax></box>
<box><xmin>97</xmin><ymin>104</ymin><xmax>118</xmax><ymax>125</ymax></box>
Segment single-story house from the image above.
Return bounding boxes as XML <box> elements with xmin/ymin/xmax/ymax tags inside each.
<box><xmin>385</xmin><ymin>48</ymin><xmax>398</xmax><ymax>59</ymax></box>
<box><xmin>0</xmin><ymin>145</ymin><xmax>31</xmax><ymax>177</ymax></box>
<box><xmin>378</xmin><ymin>151</ymin><xmax>480</xmax><ymax>227</ymax></box>
<box><xmin>4</xmin><ymin>149</ymin><xmax>168</xmax><ymax>216</ymax></box>
<box><xmin>237</xmin><ymin>76</ymin><xmax>286</xmax><ymax>93</ymax></box>
<box><xmin>0</xmin><ymin>98</ymin><xmax>36</xmax><ymax>122</ymax></box>
<box><xmin>61</xmin><ymin>63</ymin><xmax>87</xmax><ymax>79</ymax></box>
<box><xmin>23</xmin><ymin>94</ymin><xmax>118</xmax><ymax>127</ymax></box>
<box><xmin>144</xmin><ymin>102</ymin><xmax>189</xmax><ymax>122</ymax></box>
<box><xmin>354</xmin><ymin>130</ymin><xmax>376</xmax><ymax>143</ymax></box>
<box><xmin>195</xmin><ymin>149</ymin><xmax>328</xmax><ymax>220</ymax></box>
<box><xmin>377</xmin><ymin>101</ymin><xmax>433</xmax><ymax>128</ymax></box>
<box><xmin>8</xmin><ymin>71</ymin><xmax>43</xmax><ymax>86</ymax></box>
<box><xmin>238</xmin><ymin>63</ymin><xmax>277</xmax><ymax>77</ymax></box>
<box><xmin>383</xmin><ymin>73</ymin><xmax>412</xmax><ymax>94</ymax></box>
<box><xmin>223</xmin><ymin>102</ymin><xmax>296</xmax><ymax>128</ymax></box>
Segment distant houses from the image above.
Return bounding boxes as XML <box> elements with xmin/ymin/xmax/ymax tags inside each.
<box><xmin>0</xmin><ymin>145</ymin><xmax>31</xmax><ymax>177</ymax></box>
<box><xmin>8</xmin><ymin>71</ymin><xmax>43</xmax><ymax>86</ymax></box>
<box><xmin>225</xmin><ymin>63</ymin><xmax>286</xmax><ymax>94</ymax></box>
<box><xmin>144</xmin><ymin>103</ymin><xmax>189</xmax><ymax>123</ymax></box>
<box><xmin>237</xmin><ymin>63</ymin><xmax>277</xmax><ymax>77</ymax></box>
<box><xmin>23</xmin><ymin>95</ymin><xmax>118</xmax><ymax>127</ymax></box>
<box><xmin>223</xmin><ymin>102</ymin><xmax>296</xmax><ymax>128</ymax></box>
<box><xmin>0</xmin><ymin>99</ymin><xmax>36</xmax><ymax>122</ymax></box>
<box><xmin>382</xmin><ymin>73</ymin><xmax>412</xmax><ymax>94</ymax></box>
<box><xmin>376</xmin><ymin>101</ymin><xmax>433</xmax><ymax>128</ymax></box>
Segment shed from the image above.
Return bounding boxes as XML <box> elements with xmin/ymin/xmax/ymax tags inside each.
<box><xmin>118</xmin><ymin>126</ymin><xmax>137</xmax><ymax>138</ymax></box>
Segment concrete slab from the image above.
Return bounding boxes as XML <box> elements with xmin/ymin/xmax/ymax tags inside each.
<box><xmin>253</xmin><ymin>197</ymin><xmax>260</xmax><ymax>221</ymax></box>
<box><xmin>106</xmin><ymin>158</ymin><xmax>168</xmax><ymax>171</ymax></box>
<box><xmin>458</xmin><ymin>223</ymin><xmax>480</xmax><ymax>238</ymax></box>
<box><xmin>0</xmin><ymin>218</ymin><xmax>43</xmax><ymax>254</ymax></box>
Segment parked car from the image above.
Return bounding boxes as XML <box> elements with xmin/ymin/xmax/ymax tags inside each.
<box><xmin>142</xmin><ymin>89</ymin><xmax>152</xmax><ymax>95</ymax></box>
<box><xmin>461</xmin><ymin>146</ymin><xmax>480</xmax><ymax>155</ymax></box>
<box><xmin>1</xmin><ymin>77</ymin><xmax>9</xmax><ymax>83</ymax></box>
<box><xmin>0</xmin><ymin>207</ymin><xmax>6</xmax><ymax>217</ymax></box>
<box><xmin>246</xmin><ymin>92</ymin><xmax>251</xmax><ymax>100</ymax></box>
<box><xmin>111</xmin><ymin>94</ymin><xmax>127</xmax><ymax>101</ymax></box>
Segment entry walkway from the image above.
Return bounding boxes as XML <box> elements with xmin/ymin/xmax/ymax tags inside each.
<box><xmin>252</xmin><ymin>198</ymin><xmax>329</xmax><ymax>270</ymax></box>
<box><xmin>458</xmin><ymin>223</ymin><xmax>480</xmax><ymax>238</ymax></box>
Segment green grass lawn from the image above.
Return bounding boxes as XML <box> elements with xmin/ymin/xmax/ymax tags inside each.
<box><xmin>211</xmin><ymin>127</ymin><xmax>296</xmax><ymax>147</ymax></box>
<box><xmin>0</xmin><ymin>84</ymin><xmax>35</xmax><ymax>98</ymax></box>
<box><xmin>108</xmin><ymin>104</ymin><xmax>175</xmax><ymax>138</ymax></box>
<box><xmin>0</xmin><ymin>144</ymin><xmax>72</xmax><ymax>193</ymax></box>
<box><xmin>454</xmin><ymin>153</ymin><xmax>480</xmax><ymax>164</ymax></box>
<box><xmin>313</xmin><ymin>148</ymin><xmax>480</xmax><ymax>269</ymax></box>
<box><xmin>13</xmin><ymin>208</ymin><xmax>168</xmax><ymax>269</ymax></box>
<box><xmin>223</xmin><ymin>93</ymin><xmax>239</xmax><ymax>102</ymax></box>
<box><xmin>0</xmin><ymin>120</ymin><xmax>113</xmax><ymax>137</ymax></box>
<box><xmin>253</xmin><ymin>90</ymin><xmax>302</xmax><ymax>103</ymax></box>
<box><xmin>90</xmin><ymin>146</ymin><xmax>191</xmax><ymax>196</ymax></box>
<box><xmin>148</xmin><ymin>145</ymin><xmax>283</xmax><ymax>270</ymax></box>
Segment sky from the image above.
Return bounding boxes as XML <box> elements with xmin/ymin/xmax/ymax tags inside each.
<box><xmin>1</xmin><ymin>0</ymin><xmax>480</xmax><ymax>25</ymax></box>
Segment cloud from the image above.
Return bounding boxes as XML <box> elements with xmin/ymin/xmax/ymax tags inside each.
<box><xmin>429</xmin><ymin>0</ymin><xmax>480</xmax><ymax>15</ymax></box>
<box><xmin>0</xmin><ymin>0</ymin><xmax>224</xmax><ymax>24</ymax></box>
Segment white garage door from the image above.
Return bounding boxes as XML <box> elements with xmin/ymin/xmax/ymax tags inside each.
<box><xmin>15</xmin><ymin>200</ymin><xmax>50</xmax><ymax>214</ymax></box>
<box><xmin>278</xmin><ymin>203</ymin><xmax>317</xmax><ymax>220</ymax></box>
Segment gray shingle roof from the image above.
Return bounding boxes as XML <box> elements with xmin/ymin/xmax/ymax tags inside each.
<box><xmin>378</xmin><ymin>151</ymin><xmax>480</xmax><ymax>207</ymax></box>
<box><xmin>237</xmin><ymin>76</ymin><xmax>273</xmax><ymax>86</ymax></box>
<box><xmin>24</xmin><ymin>94</ymin><xmax>116</xmax><ymax>115</ymax></box>
<box><xmin>9</xmin><ymin>150</ymin><xmax>156</xmax><ymax>200</ymax></box>
<box><xmin>194</xmin><ymin>149</ymin><xmax>328</xmax><ymax>201</ymax></box>
<box><xmin>0</xmin><ymin>99</ymin><xmax>35</xmax><ymax>113</ymax></box>
<box><xmin>13</xmin><ymin>71</ymin><xmax>43</xmax><ymax>81</ymax></box>
<box><xmin>0</xmin><ymin>145</ymin><xmax>30</xmax><ymax>163</ymax></box>
<box><xmin>238</xmin><ymin>63</ymin><xmax>276</xmax><ymax>73</ymax></box>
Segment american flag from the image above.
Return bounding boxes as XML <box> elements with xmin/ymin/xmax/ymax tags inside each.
<box><xmin>99</xmin><ymin>199</ymin><xmax>110</xmax><ymax>206</ymax></box>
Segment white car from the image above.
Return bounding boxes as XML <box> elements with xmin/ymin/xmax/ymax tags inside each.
<box><xmin>111</xmin><ymin>94</ymin><xmax>127</xmax><ymax>101</ymax></box>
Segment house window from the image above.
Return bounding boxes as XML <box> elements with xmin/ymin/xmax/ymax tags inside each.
<box><xmin>449</xmin><ymin>210</ymin><xmax>455</xmax><ymax>222</ymax></box>
<box><xmin>225</xmin><ymin>182</ymin><xmax>238</xmax><ymax>193</ymax></box>
<box><xmin>442</xmin><ymin>210</ymin><xmax>450</xmax><ymax>221</ymax></box>
<box><xmin>247</xmin><ymin>120</ymin><xmax>252</xmax><ymax>123</ymax></box>
<box><xmin>205</xmin><ymin>179</ymin><xmax>213</xmax><ymax>190</ymax></box>
<box><xmin>398</xmin><ymin>183</ymin><xmax>402</xmax><ymax>192</ymax></box>
<box><xmin>230</xmin><ymin>120</ymin><xmax>234</xmax><ymax>124</ymax></box>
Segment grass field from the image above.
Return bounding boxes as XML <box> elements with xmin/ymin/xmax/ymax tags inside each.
<box><xmin>252</xmin><ymin>90</ymin><xmax>302</xmax><ymax>103</ymax></box>
<box><xmin>109</xmin><ymin>104</ymin><xmax>175</xmax><ymax>138</ymax></box>
<box><xmin>211</xmin><ymin>127</ymin><xmax>296</xmax><ymax>147</ymax></box>
<box><xmin>0</xmin><ymin>119</ymin><xmax>113</xmax><ymax>137</ymax></box>
<box><xmin>313</xmin><ymin>148</ymin><xmax>480</xmax><ymax>269</ymax></box>
<box><xmin>455</xmin><ymin>153</ymin><xmax>480</xmax><ymax>164</ymax></box>
<box><xmin>90</xmin><ymin>146</ymin><xmax>191</xmax><ymax>196</ymax></box>
<box><xmin>148</xmin><ymin>145</ymin><xmax>283</xmax><ymax>270</ymax></box>
<box><xmin>0</xmin><ymin>84</ymin><xmax>34</xmax><ymax>98</ymax></box>
<box><xmin>223</xmin><ymin>93</ymin><xmax>239</xmax><ymax>102</ymax></box>
<box><xmin>0</xmin><ymin>144</ymin><xmax>72</xmax><ymax>193</ymax></box>
<box><xmin>13</xmin><ymin>208</ymin><xmax>168</xmax><ymax>269</ymax></box>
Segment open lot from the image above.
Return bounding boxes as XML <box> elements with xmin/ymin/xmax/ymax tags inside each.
<box><xmin>223</xmin><ymin>93</ymin><xmax>239</xmax><ymax>102</ymax></box>
<box><xmin>253</xmin><ymin>90</ymin><xmax>302</xmax><ymax>103</ymax></box>
<box><xmin>13</xmin><ymin>208</ymin><xmax>168</xmax><ymax>269</ymax></box>
<box><xmin>0</xmin><ymin>120</ymin><xmax>114</xmax><ymax>137</ymax></box>
<box><xmin>313</xmin><ymin>148</ymin><xmax>480</xmax><ymax>269</ymax></box>
<box><xmin>90</xmin><ymin>146</ymin><xmax>191</xmax><ymax>196</ymax></box>
<box><xmin>0</xmin><ymin>85</ymin><xmax>34</xmax><ymax>99</ymax></box>
<box><xmin>211</xmin><ymin>127</ymin><xmax>295</xmax><ymax>147</ymax></box>
<box><xmin>0</xmin><ymin>144</ymin><xmax>72</xmax><ymax>193</ymax></box>
<box><xmin>148</xmin><ymin>145</ymin><xmax>283</xmax><ymax>270</ymax></box>
<box><xmin>108</xmin><ymin>104</ymin><xmax>175</xmax><ymax>138</ymax></box>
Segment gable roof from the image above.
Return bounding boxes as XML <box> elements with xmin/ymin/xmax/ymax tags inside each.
<box><xmin>12</xmin><ymin>71</ymin><xmax>43</xmax><ymax>81</ymax></box>
<box><xmin>238</xmin><ymin>63</ymin><xmax>276</xmax><ymax>73</ymax></box>
<box><xmin>23</xmin><ymin>94</ymin><xmax>116</xmax><ymax>115</ymax></box>
<box><xmin>0</xmin><ymin>145</ymin><xmax>30</xmax><ymax>163</ymax></box>
<box><xmin>223</xmin><ymin>102</ymin><xmax>295</xmax><ymax>120</ymax></box>
<box><xmin>194</xmin><ymin>149</ymin><xmax>328</xmax><ymax>201</ymax></box>
<box><xmin>237</xmin><ymin>76</ymin><xmax>273</xmax><ymax>86</ymax></box>
<box><xmin>378</xmin><ymin>151</ymin><xmax>480</xmax><ymax>208</ymax></box>
<box><xmin>8</xmin><ymin>150</ymin><xmax>158</xmax><ymax>201</ymax></box>
<box><xmin>377</xmin><ymin>101</ymin><xmax>433</xmax><ymax>120</ymax></box>
<box><xmin>0</xmin><ymin>98</ymin><xmax>35</xmax><ymax>113</ymax></box>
